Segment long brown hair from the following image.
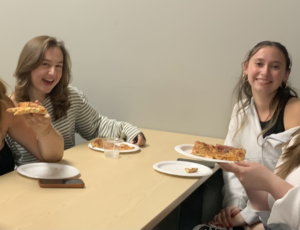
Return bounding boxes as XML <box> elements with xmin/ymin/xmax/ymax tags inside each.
<box><xmin>14</xmin><ymin>35</ymin><xmax>71</xmax><ymax>120</ymax></box>
<box><xmin>233</xmin><ymin>41</ymin><xmax>298</xmax><ymax>142</ymax></box>
<box><xmin>276</xmin><ymin>128</ymin><xmax>300</xmax><ymax>179</ymax></box>
<box><xmin>0</xmin><ymin>79</ymin><xmax>10</xmax><ymax>141</ymax></box>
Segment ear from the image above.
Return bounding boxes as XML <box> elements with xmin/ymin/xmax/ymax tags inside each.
<box><xmin>284</xmin><ymin>69</ymin><xmax>291</xmax><ymax>83</ymax></box>
<box><xmin>243</xmin><ymin>61</ymin><xmax>249</xmax><ymax>74</ymax></box>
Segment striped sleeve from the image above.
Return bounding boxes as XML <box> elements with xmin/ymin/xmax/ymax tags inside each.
<box><xmin>73</xmin><ymin>87</ymin><xmax>141</xmax><ymax>142</ymax></box>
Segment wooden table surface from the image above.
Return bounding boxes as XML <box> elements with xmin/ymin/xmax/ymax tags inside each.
<box><xmin>0</xmin><ymin>128</ymin><xmax>224</xmax><ymax>229</ymax></box>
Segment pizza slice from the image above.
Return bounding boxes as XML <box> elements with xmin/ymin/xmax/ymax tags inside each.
<box><xmin>185</xmin><ymin>168</ymin><xmax>198</xmax><ymax>173</ymax></box>
<box><xmin>6</xmin><ymin>102</ymin><xmax>48</xmax><ymax>115</ymax></box>
<box><xmin>91</xmin><ymin>138</ymin><xmax>135</xmax><ymax>150</ymax></box>
<box><xmin>191</xmin><ymin>141</ymin><xmax>246</xmax><ymax>161</ymax></box>
<box><xmin>91</xmin><ymin>138</ymin><xmax>104</xmax><ymax>148</ymax></box>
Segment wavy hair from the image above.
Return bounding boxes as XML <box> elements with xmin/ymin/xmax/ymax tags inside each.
<box><xmin>276</xmin><ymin>128</ymin><xmax>300</xmax><ymax>179</ymax></box>
<box><xmin>233</xmin><ymin>41</ymin><xmax>298</xmax><ymax>142</ymax></box>
<box><xmin>0</xmin><ymin>79</ymin><xmax>10</xmax><ymax>141</ymax></box>
<box><xmin>14</xmin><ymin>35</ymin><xmax>71</xmax><ymax>120</ymax></box>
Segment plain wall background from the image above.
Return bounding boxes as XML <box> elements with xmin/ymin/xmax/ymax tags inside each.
<box><xmin>1</xmin><ymin>0</ymin><xmax>300</xmax><ymax>144</ymax></box>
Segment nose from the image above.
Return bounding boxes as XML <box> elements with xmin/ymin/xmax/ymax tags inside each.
<box><xmin>261</xmin><ymin>65</ymin><xmax>271</xmax><ymax>76</ymax></box>
<box><xmin>48</xmin><ymin>66</ymin><xmax>55</xmax><ymax>75</ymax></box>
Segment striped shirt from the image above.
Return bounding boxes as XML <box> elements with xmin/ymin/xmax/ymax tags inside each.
<box><xmin>6</xmin><ymin>85</ymin><xmax>141</xmax><ymax>166</ymax></box>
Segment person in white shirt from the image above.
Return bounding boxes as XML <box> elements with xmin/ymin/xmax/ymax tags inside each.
<box><xmin>219</xmin><ymin>129</ymin><xmax>300</xmax><ymax>230</ymax></box>
<box><xmin>194</xmin><ymin>41</ymin><xmax>300</xmax><ymax>230</ymax></box>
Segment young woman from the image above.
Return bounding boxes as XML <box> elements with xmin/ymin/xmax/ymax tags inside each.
<box><xmin>7</xmin><ymin>35</ymin><xmax>146</xmax><ymax>166</ymax></box>
<box><xmin>219</xmin><ymin>128</ymin><xmax>300</xmax><ymax>230</ymax></box>
<box><xmin>194</xmin><ymin>41</ymin><xmax>300</xmax><ymax>230</ymax></box>
<box><xmin>0</xmin><ymin>79</ymin><xmax>64</xmax><ymax>175</ymax></box>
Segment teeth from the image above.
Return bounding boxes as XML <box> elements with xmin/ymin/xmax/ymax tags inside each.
<box><xmin>257</xmin><ymin>79</ymin><xmax>270</xmax><ymax>83</ymax></box>
<box><xmin>44</xmin><ymin>79</ymin><xmax>54</xmax><ymax>82</ymax></box>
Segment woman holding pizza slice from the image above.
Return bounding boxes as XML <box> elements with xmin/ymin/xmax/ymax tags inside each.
<box><xmin>7</xmin><ymin>35</ymin><xmax>146</xmax><ymax>166</ymax></box>
<box><xmin>194</xmin><ymin>41</ymin><xmax>300</xmax><ymax>230</ymax></box>
<box><xmin>0</xmin><ymin>79</ymin><xmax>64</xmax><ymax>176</ymax></box>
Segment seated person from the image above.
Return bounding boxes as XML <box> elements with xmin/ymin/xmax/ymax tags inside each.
<box><xmin>194</xmin><ymin>41</ymin><xmax>300</xmax><ymax>230</ymax></box>
<box><xmin>7</xmin><ymin>35</ymin><xmax>146</xmax><ymax>166</ymax></box>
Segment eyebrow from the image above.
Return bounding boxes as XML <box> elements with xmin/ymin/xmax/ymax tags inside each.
<box><xmin>43</xmin><ymin>59</ymin><xmax>63</xmax><ymax>64</ymax></box>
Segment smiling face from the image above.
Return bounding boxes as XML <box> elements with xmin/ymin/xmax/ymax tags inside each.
<box><xmin>29</xmin><ymin>47</ymin><xmax>64</xmax><ymax>101</ymax></box>
<box><xmin>244</xmin><ymin>46</ymin><xmax>290</xmax><ymax>97</ymax></box>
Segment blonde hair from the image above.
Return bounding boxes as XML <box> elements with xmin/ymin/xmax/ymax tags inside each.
<box><xmin>233</xmin><ymin>41</ymin><xmax>297</xmax><ymax>142</ymax></box>
<box><xmin>14</xmin><ymin>35</ymin><xmax>71</xmax><ymax>120</ymax></box>
<box><xmin>276</xmin><ymin>128</ymin><xmax>300</xmax><ymax>179</ymax></box>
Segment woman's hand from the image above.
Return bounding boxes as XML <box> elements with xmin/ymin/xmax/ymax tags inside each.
<box><xmin>216</xmin><ymin>144</ymin><xmax>235</xmax><ymax>151</ymax></box>
<box><xmin>213</xmin><ymin>206</ymin><xmax>241</xmax><ymax>228</ymax></box>
<box><xmin>22</xmin><ymin>101</ymin><xmax>52</xmax><ymax>138</ymax></box>
<box><xmin>131</xmin><ymin>133</ymin><xmax>146</xmax><ymax>146</ymax></box>
<box><xmin>219</xmin><ymin>161</ymin><xmax>274</xmax><ymax>191</ymax></box>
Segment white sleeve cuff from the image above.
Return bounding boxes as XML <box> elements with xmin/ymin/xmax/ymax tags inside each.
<box><xmin>240</xmin><ymin>205</ymin><xmax>261</xmax><ymax>225</ymax></box>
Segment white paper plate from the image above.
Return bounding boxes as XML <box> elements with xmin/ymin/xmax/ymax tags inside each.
<box><xmin>153</xmin><ymin>161</ymin><xmax>213</xmax><ymax>177</ymax></box>
<box><xmin>17</xmin><ymin>163</ymin><xmax>80</xmax><ymax>179</ymax></box>
<box><xmin>175</xmin><ymin>144</ymin><xmax>234</xmax><ymax>163</ymax></box>
<box><xmin>88</xmin><ymin>142</ymin><xmax>140</xmax><ymax>153</ymax></box>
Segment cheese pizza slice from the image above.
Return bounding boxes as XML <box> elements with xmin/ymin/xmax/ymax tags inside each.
<box><xmin>6</xmin><ymin>102</ymin><xmax>48</xmax><ymax>115</ymax></box>
<box><xmin>191</xmin><ymin>141</ymin><xmax>246</xmax><ymax>161</ymax></box>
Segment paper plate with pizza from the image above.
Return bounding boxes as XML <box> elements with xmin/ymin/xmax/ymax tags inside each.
<box><xmin>7</xmin><ymin>102</ymin><xmax>48</xmax><ymax>115</ymax></box>
<box><xmin>88</xmin><ymin>138</ymin><xmax>140</xmax><ymax>153</ymax></box>
<box><xmin>175</xmin><ymin>141</ymin><xmax>246</xmax><ymax>163</ymax></box>
<box><xmin>153</xmin><ymin>161</ymin><xmax>213</xmax><ymax>177</ymax></box>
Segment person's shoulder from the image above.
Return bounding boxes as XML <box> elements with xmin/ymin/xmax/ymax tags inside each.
<box><xmin>68</xmin><ymin>85</ymin><xmax>85</xmax><ymax>97</ymax></box>
<box><xmin>284</xmin><ymin>97</ymin><xmax>300</xmax><ymax>130</ymax></box>
<box><xmin>67</xmin><ymin>85</ymin><xmax>88</xmax><ymax>102</ymax></box>
<box><xmin>285</xmin><ymin>97</ymin><xmax>300</xmax><ymax>113</ymax></box>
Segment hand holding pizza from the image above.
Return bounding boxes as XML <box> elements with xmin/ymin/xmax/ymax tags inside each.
<box><xmin>7</xmin><ymin>100</ymin><xmax>52</xmax><ymax>139</ymax></box>
<box><xmin>23</xmin><ymin>101</ymin><xmax>52</xmax><ymax>139</ymax></box>
<box><xmin>219</xmin><ymin>161</ymin><xmax>275</xmax><ymax>191</ymax></box>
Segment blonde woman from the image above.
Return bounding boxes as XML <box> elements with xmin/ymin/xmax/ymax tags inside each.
<box><xmin>0</xmin><ymin>79</ymin><xmax>63</xmax><ymax>175</ymax></box>
<box><xmin>7</xmin><ymin>35</ymin><xmax>146</xmax><ymax>166</ymax></box>
<box><xmin>219</xmin><ymin>128</ymin><xmax>300</xmax><ymax>230</ymax></box>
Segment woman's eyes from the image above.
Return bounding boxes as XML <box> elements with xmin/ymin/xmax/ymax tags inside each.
<box><xmin>42</xmin><ymin>63</ymin><xmax>62</xmax><ymax>68</ymax></box>
<box><xmin>255</xmin><ymin>63</ymin><xmax>280</xmax><ymax>69</ymax></box>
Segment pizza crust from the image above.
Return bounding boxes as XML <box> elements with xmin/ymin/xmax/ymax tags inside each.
<box><xmin>91</xmin><ymin>138</ymin><xmax>135</xmax><ymax>150</ymax></box>
<box><xmin>185</xmin><ymin>168</ymin><xmax>198</xmax><ymax>173</ymax></box>
<box><xmin>191</xmin><ymin>141</ymin><xmax>246</xmax><ymax>161</ymax></box>
<box><xmin>6</xmin><ymin>102</ymin><xmax>48</xmax><ymax>115</ymax></box>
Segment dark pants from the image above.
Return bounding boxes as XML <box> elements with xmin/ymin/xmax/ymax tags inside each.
<box><xmin>153</xmin><ymin>169</ymin><xmax>226</xmax><ymax>230</ymax></box>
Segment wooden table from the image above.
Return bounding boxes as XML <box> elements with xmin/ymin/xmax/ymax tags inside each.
<box><xmin>0</xmin><ymin>129</ymin><xmax>224</xmax><ymax>229</ymax></box>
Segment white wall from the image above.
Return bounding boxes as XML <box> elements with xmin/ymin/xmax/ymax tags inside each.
<box><xmin>1</xmin><ymin>0</ymin><xmax>300</xmax><ymax>144</ymax></box>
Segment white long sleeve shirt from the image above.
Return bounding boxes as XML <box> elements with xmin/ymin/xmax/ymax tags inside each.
<box><xmin>248</xmin><ymin>134</ymin><xmax>300</xmax><ymax>230</ymax></box>
<box><xmin>223</xmin><ymin>98</ymin><xmax>298</xmax><ymax>224</ymax></box>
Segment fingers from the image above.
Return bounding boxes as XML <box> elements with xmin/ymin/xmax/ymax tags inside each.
<box><xmin>24</xmin><ymin>113</ymin><xmax>50</xmax><ymax>124</ymax></box>
<box><xmin>218</xmin><ymin>162</ymin><xmax>237</xmax><ymax>172</ymax></box>
<box><xmin>34</xmin><ymin>100</ymin><xmax>41</xmax><ymax>105</ymax></box>
<box><xmin>234</xmin><ymin>161</ymin><xmax>252</xmax><ymax>167</ymax></box>
<box><xmin>135</xmin><ymin>135</ymin><xmax>146</xmax><ymax>146</ymax></box>
<box><xmin>230</xmin><ymin>207</ymin><xmax>241</xmax><ymax>218</ymax></box>
<box><xmin>214</xmin><ymin>208</ymin><xmax>236</xmax><ymax>229</ymax></box>
<box><xmin>216</xmin><ymin>144</ymin><xmax>235</xmax><ymax>150</ymax></box>
<box><xmin>222</xmin><ymin>209</ymin><xmax>232</xmax><ymax>229</ymax></box>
